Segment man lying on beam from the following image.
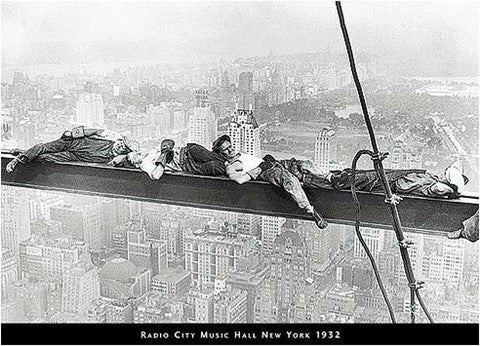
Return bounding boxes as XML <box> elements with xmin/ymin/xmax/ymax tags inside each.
<box><xmin>115</xmin><ymin>135</ymin><xmax>329</xmax><ymax>230</ymax></box>
<box><xmin>5</xmin><ymin>126</ymin><xmax>138</xmax><ymax>173</ymax></box>
<box><xmin>212</xmin><ymin>135</ymin><xmax>329</xmax><ymax>230</ymax></box>
<box><xmin>283</xmin><ymin>158</ymin><xmax>469</xmax><ymax>200</ymax></box>
<box><xmin>115</xmin><ymin>134</ymin><xmax>469</xmax><ymax>232</ymax></box>
<box><xmin>111</xmin><ymin>138</ymin><xmax>226</xmax><ymax>177</ymax></box>
<box><xmin>211</xmin><ymin>136</ymin><xmax>470</xmax><ymax>227</ymax></box>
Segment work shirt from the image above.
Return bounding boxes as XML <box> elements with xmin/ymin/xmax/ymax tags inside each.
<box><xmin>229</xmin><ymin>153</ymin><xmax>264</xmax><ymax>174</ymax></box>
<box><xmin>140</xmin><ymin>142</ymin><xmax>225</xmax><ymax>177</ymax></box>
<box><xmin>139</xmin><ymin>149</ymin><xmax>182</xmax><ymax>179</ymax></box>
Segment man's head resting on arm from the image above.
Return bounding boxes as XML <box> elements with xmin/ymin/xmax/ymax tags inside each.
<box><xmin>212</xmin><ymin>135</ymin><xmax>236</xmax><ymax>161</ymax></box>
<box><xmin>112</xmin><ymin>135</ymin><xmax>138</xmax><ymax>156</ymax></box>
<box><xmin>159</xmin><ymin>139</ymin><xmax>175</xmax><ymax>165</ymax></box>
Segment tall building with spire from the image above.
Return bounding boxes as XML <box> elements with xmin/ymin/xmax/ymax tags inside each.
<box><xmin>314</xmin><ymin>127</ymin><xmax>336</xmax><ymax>172</ymax></box>
<box><xmin>227</xmin><ymin>109</ymin><xmax>260</xmax><ymax>156</ymax></box>
<box><xmin>188</xmin><ymin>89</ymin><xmax>217</xmax><ymax>148</ymax></box>
<box><xmin>228</xmin><ymin>109</ymin><xmax>262</xmax><ymax>235</ymax></box>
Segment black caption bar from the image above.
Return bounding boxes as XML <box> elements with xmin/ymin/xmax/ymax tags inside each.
<box><xmin>2</xmin><ymin>323</ymin><xmax>479</xmax><ymax>345</ymax></box>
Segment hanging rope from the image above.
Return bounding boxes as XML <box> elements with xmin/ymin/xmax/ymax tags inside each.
<box><xmin>335</xmin><ymin>1</ymin><xmax>434</xmax><ymax>323</ymax></box>
<box><xmin>350</xmin><ymin>149</ymin><xmax>397</xmax><ymax>323</ymax></box>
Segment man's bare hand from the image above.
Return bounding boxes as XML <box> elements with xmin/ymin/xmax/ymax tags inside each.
<box><xmin>225</xmin><ymin>153</ymin><xmax>241</xmax><ymax>165</ymax></box>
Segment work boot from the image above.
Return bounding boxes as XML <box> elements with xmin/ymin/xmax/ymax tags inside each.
<box><xmin>9</xmin><ymin>148</ymin><xmax>23</xmax><ymax>156</ymax></box>
<box><xmin>311</xmin><ymin>209</ymin><xmax>328</xmax><ymax>229</ymax></box>
<box><xmin>5</xmin><ymin>157</ymin><xmax>21</xmax><ymax>173</ymax></box>
<box><xmin>446</xmin><ymin>228</ymin><xmax>463</xmax><ymax>240</ymax></box>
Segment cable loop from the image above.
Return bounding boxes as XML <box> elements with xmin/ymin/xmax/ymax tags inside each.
<box><xmin>385</xmin><ymin>194</ymin><xmax>403</xmax><ymax>205</ymax></box>
<box><xmin>398</xmin><ymin>239</ymin><xmax>414</xmax><ymax>248</ymax></box>
<box><xmin>371</xmin><ymin>151</ymin><xmax>389</xmax><ymax>162</ymax></box>
<box><xmin>408</xmin><ymin>281</ymin><xmax>425</xmax><ymax>290</ymax></box>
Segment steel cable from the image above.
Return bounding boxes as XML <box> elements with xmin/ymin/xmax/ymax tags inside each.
<box><xmin>335</xmin><ymin>1</ymin><xmax>434</xmax><ymax>323</ymax></box>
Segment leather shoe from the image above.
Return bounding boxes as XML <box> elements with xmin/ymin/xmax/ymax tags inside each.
<box><xmin>447</xmin><ymin>228</ymin><xmax>463</xmax><ymax>240</ymax></box>
<box><xmin>311</xmin><ymin>209</ymin><xmax>328</xmax><ymax>229</ymax></box>
<box><xmin>6</xmin><ymin>158</ymin><xmax>20</xmax><ymax>173</ymax></box>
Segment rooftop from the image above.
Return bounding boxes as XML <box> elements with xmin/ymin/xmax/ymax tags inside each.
<box><xmin>99</xmin><ymin>257</ymin><xmax>148</xmax><ymax>282</ymax></box>
<box><xmin>152</xmin><ymin>268</ymin><xmax>190</xmax><ymax>283</ymax></box>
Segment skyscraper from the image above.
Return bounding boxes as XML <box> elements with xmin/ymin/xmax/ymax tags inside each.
<box><xmin>11</xmin><ymin>278</ymin><xmax>49</xmax><ymax>321</ymax></box>
<box><xmin>237</xmin><ymin>213</ymin><xmax>260</xmax><ymax>237</ymax></box>
<box><xmin>268</xmin><ymin>230</ymin><xmax>311</xmax><ymax>323</ymax></box>
<box><xmin>1</xmin><ymin>248</ymin><xmax>17</xmax><ymax>300</ymax></box>
<box><xmin>151</xmin><ymin>268</ymin><xmax>191</xmax><ymax>298</ymax></box>
<box><xmin>266</xmin><ymin>69</ymin><xmax>286</xmax><ymax>106</ymax></box>
<box><xmin>298</xmin><ymin>221</ymin><xmax>341</xmax><ymax>272</ymax></box>
<box><xmin>1</xmin><ymin>187</ymin><xmax>31</xmax><ymax>256</ymax></box>
<box><xmin>225</xmin><ymin>267</ymin><xmax>268</xmax><ymax>323</ymax></box>
<box><xmin>50</xmin><ymin>203</ymin><xmax>105</xmax><ymax>250</ymax></box>
<box><xmin>19</xmin><ymin>236</ymin><xmax>88</xmax><ymax>281</ymax></box>
<box><xmin>442</xmin><ymin>239</ymin><xmax>465</xmax><ymax>285</ymax></box>
<box><xmin>260</xmin><ymin>216</ymin><xmax>286</xmax><ymax>255</ymax></box>
<box><xmin>82</xmin><ymin>203</ymin><xmax>104</xmax><ymax>251</ymax></box>
<box><xmin>213</xmin><ymin>287</ymin><xmax>248</xmax><ymax>323</ymax></box>
<box><xmin>29</xmin><ymin>192</ymin><xmax>63</xmax><ymax>222</ymax></box>
<box><xmin>227</xmin><ymin>109</ymin><xmax>260</xmax><ymax>156</ymax></box>
<box><xmin>353</xmin><ymin>228</ymin><xmax>385</xmax><ymax>262</ymax></box>
<box><xmin>142</xmin><ymin>204</ymin><xmax>184</xmax><ymax>255</ymax></box>
<box><xmin>75</xmin><ymin>93</ymin><xmax>104</xmax><ymax>127</ymax></box>
<box><xmin>62</xmin><ymin>257</ymin><xmax>100</xmax><ymax>315</ymax></box>
<box><xmin>190</xmin><ymin>288</ymin><xmax>214</xmax><ymax>323</ymax></box>
<box><xmin>238</xmin><ymin>72</ymin><xmax>254</xmax><ymax>110</ymax></box>
<box><xmin>127</xmin><ymin>229</ymin><xmax>168</xmax><ymax>276</ymax></box>
<box><xmin>314</xmin><ymin>127</ymin><xmax>336</xmax><ymax>172</ymax></box>
<box><xmin>188</xmin><ymin>92</ymin><xmax>217</xmax><ymax>148</ymax></box>
<box><xmin>238</xmin><ymin>72</ymin><xmax>253</xmax><ymax>94</ymax></box>
<box><xmin>99</xmin><ymin>198</ymin><xmax>129</xmax><ymax>248</ymax></box>
<box><xmin>184</xmin><ymin>226</ymin><xmax>260</xmax><ymax>287</ymax></box>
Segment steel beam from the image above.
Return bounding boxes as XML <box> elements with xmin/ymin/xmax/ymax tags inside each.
<box><xmin>1</xmin><ymin>154</ymin><xmax>478</xmax><ymax>235</ymax></box>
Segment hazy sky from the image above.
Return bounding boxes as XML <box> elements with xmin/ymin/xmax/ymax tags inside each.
<box><xmin>1</xmin><ymin>1</ymin><xmax>478</xmax><ymax>75</ymax></box>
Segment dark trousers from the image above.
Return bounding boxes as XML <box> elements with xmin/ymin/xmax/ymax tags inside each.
<box><xmin>181</xmin><ymin>143</ymin><xmax>226</xmax><ymax>176</ymax></box>
<box><xmin>259</xmin><ymin>162</ymin><xmax>312</xmax><ymax>210</ymax></box>
<box><xmin>20</xmin><ymin>138</ymin><xmax>80</xmax><ymax>163</ymax></box>
<box><xmin>19</xmin><ymin>137</ymin><xmax>114</xmax><ymax>164</ymax></box>
<box><xmin>303</xmin><ymin>168</ymin><xmax>449</xmax><ymax>197</ymax></box>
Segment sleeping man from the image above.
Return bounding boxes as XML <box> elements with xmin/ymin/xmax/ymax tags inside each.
<box><xmin>210</xmin><ymin>135</ymin><xmax>470</xmax><ymax>231</ymax></box>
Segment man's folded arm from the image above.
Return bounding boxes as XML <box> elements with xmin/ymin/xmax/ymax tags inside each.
<box><xmin>139</xmin><ymin>154</ymin><xmax>165</xmax><ymax>180</ymax></box>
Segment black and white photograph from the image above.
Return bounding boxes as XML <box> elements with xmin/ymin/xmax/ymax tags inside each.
<box><xmin>1</xmin><ymin>1</ymin><xmax>479</xmax><ymax>345</ymax></box>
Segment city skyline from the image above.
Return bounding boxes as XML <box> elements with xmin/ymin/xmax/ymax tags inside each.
<box><xmin>1</xmin><ymin>0</ymin><xmax>478</xmax><ymax>330</ymax></box>
<box><xmin>2</xmin><ymin>186</ymin><xmax>478</xmax><ymax>324</ymax></box>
